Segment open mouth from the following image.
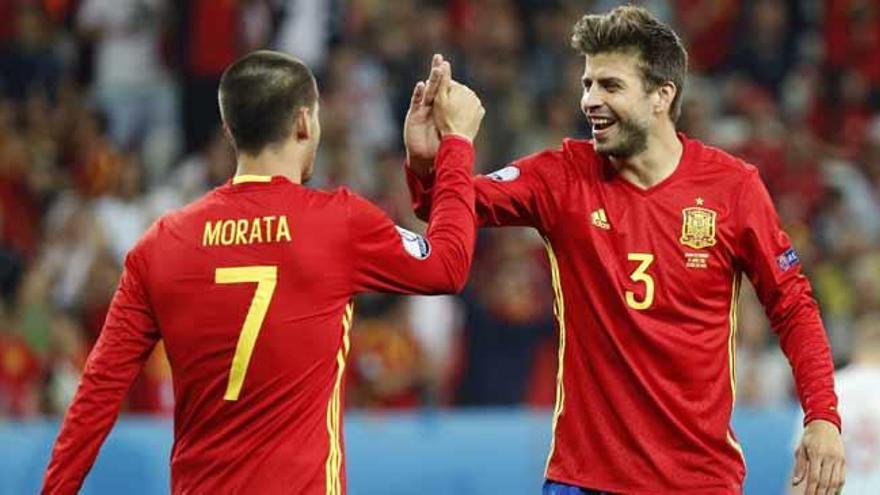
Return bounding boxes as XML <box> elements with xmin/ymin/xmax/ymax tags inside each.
<box><xmin>590</xmin><ymin>116</ymin><xmax>616</xmax><ymax>136</ymax></box>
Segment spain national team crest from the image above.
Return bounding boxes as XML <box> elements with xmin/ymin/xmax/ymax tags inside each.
<box><xmin>680</xmin><ymin>206</ymin><xmax>717</xmax><ymax>249</ymax></box>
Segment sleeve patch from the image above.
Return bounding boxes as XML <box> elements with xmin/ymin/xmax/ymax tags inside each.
<box><xmin>396</xmin><ymin>227</ymin><xmax>431</xmax><ymax>260</ymax></box>
<box><xmin>485</xmin><ymin>165</ymin><xmax>520</xmax><ymax>182</ymax></box>
<box><xmin>776</xmin><ymin>247</ymin><xmax>800</xmax><ymax>272</ymax></box>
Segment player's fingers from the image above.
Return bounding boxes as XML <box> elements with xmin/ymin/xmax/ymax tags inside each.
<box><xmin>792</xmin><ymin>446</ymin><xmax>807</xmax><ymax>485</ymax></box>
<box><xmin>435</xmin><ymin>65</ymin><xmax>451</xmax><ymax>105</ymax></box>
<box><xmin>804</xmin><ymin>455</ymin><xmax>822</xmax><ymax>495</ymax></box>
<box><xmin>432</xmin><ymin>53</ymin><xmax>444</xmax><ymax>68</ymax></box>
<box><xmin>816</xmin><ymin>457</ymin><xmax>834</xmax><ymax>495</ymax></box>
<box><xmin>826</xmin><ymin>458</ymin><xmax>843</xmax><ymax>495</ymax></box>
<box><xmin>423</xmin><ymin>66</ymin><xmax>443</xmax><ymax>105</ymax></box>
<box><xmin>442</xmin><ymin>60</ymin><xmax>452</xmax><ymax>82</ymax></box>
<box><xmin>410</xmin><ymin>81</ymin><xmax>426</xmax><ymax>108</ymax></box>
<box><xmin>833</xmin><ymin>457</ymin><xmax>846</xmax><ymax>494</ymax></box>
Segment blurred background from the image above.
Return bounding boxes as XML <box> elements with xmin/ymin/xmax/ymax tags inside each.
<box><xmin>0</xmin><ymin>0</ymin><xmax>879</xmax><ymax>493</ymax></box>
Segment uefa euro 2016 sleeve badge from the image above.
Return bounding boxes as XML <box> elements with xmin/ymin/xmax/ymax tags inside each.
<box><xmin>680</xmin><ymin>206</ymin><xmax>717</xmax><ymax>250</ymax></box>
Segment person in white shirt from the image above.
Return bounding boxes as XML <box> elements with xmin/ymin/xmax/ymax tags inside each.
<box><xmin>77</xmin><ymin>0</ymin><xmax>179</xmax><ymax>183</ymax></box>
<box><xmin>792</xmin><ymin>313</ymin><xmax>880</xmax><ymax>495</ymax></box>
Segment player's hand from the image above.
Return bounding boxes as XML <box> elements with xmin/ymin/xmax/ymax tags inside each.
<box><xmin>403</xmin><ymin>54</ymin><xmax>446</xmax><ymax>177</ymax></box>
<box><xmin>432</xmin><ymin>67</ymin><xmax>485</xmax><ymax>143</ymax></box>
<box><xmin>792</xmin><ymin>419</ymin><xmax>845</xmax><ymax>495</ymax></box>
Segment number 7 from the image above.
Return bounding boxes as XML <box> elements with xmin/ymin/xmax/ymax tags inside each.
<box><xmin>215</xmin><ymin>266</ymin><xmax>278</xmax><ymax>401</ymax></box>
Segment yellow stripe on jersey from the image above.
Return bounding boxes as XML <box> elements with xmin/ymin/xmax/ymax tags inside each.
<box><xmin>325</xmin><ymin>302</ymin><xmax>354</xmax><ymax>495</ymax></box>
<box><xmin>543</xmin><ymin>238</ymin><xmax>567</xmax><ymax>476</ymax></box>
<box><xmin>232</xmin><ymin>174</ymin><xmax>273</xmax><ymax>184</ymax></box>
<box><xmin>726</xmin><ymin>274</ymin><xmax>744</xmax><ymax>459</ymax></box>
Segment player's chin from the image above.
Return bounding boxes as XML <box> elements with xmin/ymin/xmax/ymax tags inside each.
<box><xmin>593</xmin><ymin>137</ymin><xmax>617</xmax><ymax>156</ymax></box>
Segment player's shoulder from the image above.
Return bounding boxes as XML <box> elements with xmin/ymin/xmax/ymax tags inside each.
<box><xmin>494</xmin><ymin>138</ymin><xmax>594</xmax><ymax>184</ymax></box>
<box><xmin>127</xmin><ymin>187</ymin><xmax>226</xmax><ymax>257</ymax></box>
<box><xmin>561</xmin><ymin>137</ymin><xmax>599</xmax><ymax>163</ymax></box>
<box><xmin>299</xmin><ymin>185</ymin><xmax>383</xmax><ymax>225</ymax></box>
<box><xmin>522</xmin><ymin>137</ymin><xmax>596</xmax><ymax>168</ymax></box>
<box><xmin>690</xmin><ymin>137</ymin><xmax>759</xmax><ymax>182</ymax></box>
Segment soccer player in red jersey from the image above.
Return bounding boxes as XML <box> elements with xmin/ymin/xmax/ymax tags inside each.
<box><xmin>42</xmin><ymin>51</ymin><xmax>485</xmax><ymax>494</ymax></box>
<box><xmin>405</xmin><ymin>8</ymin><xmax>845</xmax><ymax>495</ymax></box>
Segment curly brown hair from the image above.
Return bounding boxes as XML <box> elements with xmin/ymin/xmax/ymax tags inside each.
<box><xmin>571</xmin><ymin>6</ymin><xmax>687</xmax><ymax>122</ymax></box>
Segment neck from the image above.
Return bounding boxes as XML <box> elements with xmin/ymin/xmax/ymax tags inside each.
<box><xmin>611</xmin><ymin>120</ymin><xmax>682</xmax><ymax>189</ymax></box>
<box><xmin>234</xmin><ymin>141</ymin><xmax>309</xmax><ymax>184</ymax></box>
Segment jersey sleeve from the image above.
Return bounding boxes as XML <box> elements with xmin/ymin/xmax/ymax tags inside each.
<box><xmin>735</xmin><ymin>170</ymin><xmax>841</xmax><ymax>429</ymax></box>
<box><xmin>43</xmin><ymin>243</ymin><xmax>160</xmax><ymax>494</ymax></box>
<box><xmin>406</xmin><ymin>147</ymin><xmax>565</xmax><ymax>233</ymax></box>
<box><xmin>350</xmin><ymin>136</ymin><xmax>476</xmax><ymax>294</ymax></box>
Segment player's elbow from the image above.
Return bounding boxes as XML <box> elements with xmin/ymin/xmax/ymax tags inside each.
<box><xmin>422</xmin><ymin>251</ymin><xmax>471</xmax><ymax>294</ymax></box>
<box><xmin>446</xmin><ymin>270</ymin><xmax>469</xmax><ymax>294</ymax></box>
<box><xmin>440</xmin><ymin>252</ymin><xmax>472</xmax><ymax>294</ymax></box>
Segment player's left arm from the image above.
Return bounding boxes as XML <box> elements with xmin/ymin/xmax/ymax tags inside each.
<box><xmin>735</xmin><ymin>169</ymin><xmax>844</xmax><ymax>495</ymax></box>
<box><xmin>42</xmin><ymin>245</ymin><xmax>160</xmax><ymax>495</ymax></box>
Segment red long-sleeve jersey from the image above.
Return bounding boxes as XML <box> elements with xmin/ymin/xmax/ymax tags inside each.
<box><xmin>43</xmin><ymin>136</ymin><xmax>476</xmax><ymax>495</ymax></box>
<box><xmin>408</xmin><ymin>134</ymin><xmax>839</xmax><ymax>494</ymax></box>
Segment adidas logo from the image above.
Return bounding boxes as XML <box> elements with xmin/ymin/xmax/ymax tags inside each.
<box><xmin>591</xmin><ymin>208</ymin><xmax>611</xmax><ymax>230</ymax></box>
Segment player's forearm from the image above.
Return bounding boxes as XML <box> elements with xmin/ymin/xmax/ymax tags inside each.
<box><xmin>43</xmin><ymin>366</ymin><xmax>131</xmax><ymax>493</ymax></box>
<box><xmin>767</xmin><ymin>283</ymin><xmax>841</xmax><ymax>429</ymax></box>
<box><xmin>44</xmin><ymin>277</ymin><xmax>158</xmax><ymax>493</ymax></box>
<box><xmin>421</xmin><ymin>136</ymin><xmax>477</xmax><ymax>292</ymax></box>
<box><xmin>405</xmin><ymin>159</ymin><xmax>436</xmax><ymax>222</ymax></box>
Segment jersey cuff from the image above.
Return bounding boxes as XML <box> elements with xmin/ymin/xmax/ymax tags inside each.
<box><xmin>440</xmin><ymin>133</ymin><xmax>473</xmax><ymax>145</ymax></box>
<box><xmin>804</xmin><ymin>411</ymin><xmax>842</xmax><ymax>433</ymax></box>
<box><xmin>438</xmin><ymin>135</ymin><xmax>475</xmax><ymax>163</ymax></box>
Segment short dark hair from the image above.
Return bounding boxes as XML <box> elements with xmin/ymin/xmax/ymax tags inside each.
<box><xmin>571</xmin><ymin>6</ymin><xmax>688</xmax><ymax>122</ymax></box>
<box><xmin>219</xmin><ymin>50</ymin><xmax>318</xmax><ymax>155</ymax></box>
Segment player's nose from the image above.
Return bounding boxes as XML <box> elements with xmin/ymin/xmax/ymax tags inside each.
<box><xmin>581</xmin><ymin>89</ymin><xmax>603</xmax><ymax>113</ymax></box>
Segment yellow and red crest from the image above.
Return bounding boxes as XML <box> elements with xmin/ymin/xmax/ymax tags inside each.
<box><xmin>680</xmin><ymin>206</ymin><xmax>717</xmax><ymax>249</ymax></box>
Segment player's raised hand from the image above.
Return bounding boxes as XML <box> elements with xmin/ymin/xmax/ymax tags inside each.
<box><xmin>432</xmin><ymin>69</ymin><xmax>485</xmax><ymax>143</ymax></box>
<box><xmin>792</xmin><ymin>419</ymin><xmax>845</xmax><ymax>495</ymax></box>
<box><xmin>403</xmin><ymin>54</ymin><xmax>447</xmax><ymax>176</ymax></box>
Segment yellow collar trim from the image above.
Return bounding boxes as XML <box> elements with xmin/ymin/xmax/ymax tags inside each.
<box><xmin>232</xmin><ymin>174</ymin><xmax>273</xmax><ymax>185</ymax></box>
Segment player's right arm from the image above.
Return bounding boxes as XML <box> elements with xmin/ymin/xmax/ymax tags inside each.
<box><xmin>42</xmin><ymin>241</ymin><xmax>160</xmax><ymax>494</ymax></box>
<box><xmin>351</xmin><ymin>68</ymin><xmax>483</xmax><ymax>294</ymax></box>
<box><xmin>406</xmin><ymin>150</ymin><xmax>562</xmax><ymax>232</ymax></box>
<box><xmin>351</xmin><ymin>136</ymin><xmax>475</xmax><ymax>294</ymax></box>
<box><xmin>403</xmin><ymin>55</ymin><xmax>561</xmax><ymax>232</ymax></box>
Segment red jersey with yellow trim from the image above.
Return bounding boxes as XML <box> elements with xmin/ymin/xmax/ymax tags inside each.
<box><xmin>407</xmin><ymin>135</ymin><xmax>840</xmax><ymax>494</ymax></box>
<box><xmin>43</xmin><ymin>136</ymin><xmax>477</xmax><ymax>495</ymax></box>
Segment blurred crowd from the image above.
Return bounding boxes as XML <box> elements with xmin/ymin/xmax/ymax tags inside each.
<box><xmin>1</xmin><ymin>0</ymin><xmax>879</xmax><ymax>418</ymax></box>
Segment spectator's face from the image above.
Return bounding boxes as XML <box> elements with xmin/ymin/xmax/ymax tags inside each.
<box><xmin>580</xmin><ymin>51</ymin><xmax>654</xmax><ymax>158</ymax></box>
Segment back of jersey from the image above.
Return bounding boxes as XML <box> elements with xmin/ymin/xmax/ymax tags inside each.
<box><xmin>143</xmin><ymin>176</ymin><xmax>353</xmax><ymax>494</ymax></box>
<box><xmin>42</xmin><ymin>136</ymin><xmax>476</xmax><ymax>495</ymax></box>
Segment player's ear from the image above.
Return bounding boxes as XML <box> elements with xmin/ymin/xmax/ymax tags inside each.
<box><xmin>294</xmin><ymin>107</ymin><xmax>312</xmax><ymax>141</ymax></box>
<box><xmin>221</xmin><ymin>123</ymin><xmax>236</xmax><ymax>150</ymax></box>
<box><xmin>654</xmin><ymin>81</ymin><xmax>677</xmax><ymax>116</ymax></box>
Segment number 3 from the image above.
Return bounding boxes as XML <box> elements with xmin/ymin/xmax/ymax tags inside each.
<box><xmin>626</xmin><ymin>253</ymin><xmax>655</xmax><ymax>310</ymax></box>
<box><xmin>215</xmin><ymin>266</ymin><xmax>278</xmax><ymax>401</ymax></box>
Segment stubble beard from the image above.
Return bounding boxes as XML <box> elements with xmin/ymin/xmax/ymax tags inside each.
<box><xmin>595</xmin><ymin>117</ymin><xmax>649</xmax><ymax>159</ymax></box>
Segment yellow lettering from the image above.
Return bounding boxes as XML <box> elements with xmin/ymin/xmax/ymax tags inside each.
<box><xmin>203</xmin><ymin>216</ymin><xmax>292</xmax><ymax>246</ymax></box>
<box><xmin>277</xmin><ymin>215</ymin><xmax>291</xmax><ymax>242</ymax></box>
<box><xmin>263</xmin><ymin>216</ymin><xmax>276</xmax><ymax>237</ymax></box>
<box><xmin>249</xmin><ymin>218</ymin><xmax>263</xmax><ymax>243</ymax></box>
<box><xmin>203</xmin><ymin>221</ymin><xmax>221</xmax><ymax>246</ymax></box>
<box><xmin>221</xmin><ymin>220</ymin><xmax>236</xmax><ymax>245</ymax></box>
<box><xmin>235</xmin><ymin>219</ymin><xmax>249</xmax><ymax>245</ymax></box>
